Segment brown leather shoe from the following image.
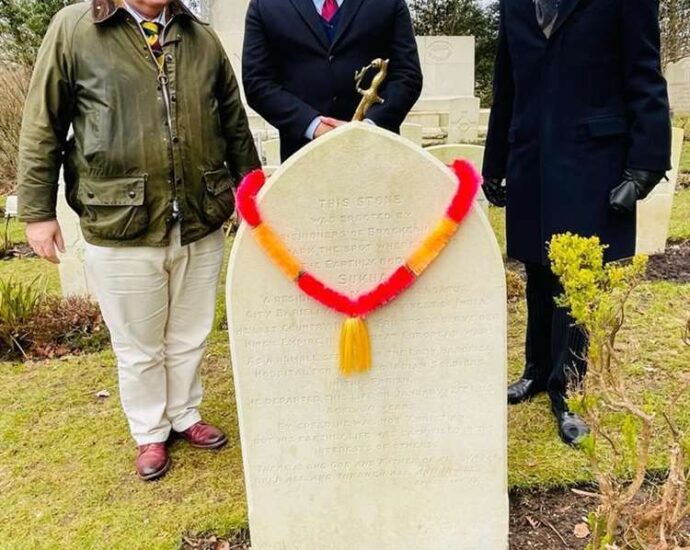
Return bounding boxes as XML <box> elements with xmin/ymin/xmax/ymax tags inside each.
<box><xmin>135</xmin><ymin>443</ymin><xmax>171</xmax><ymax>481</ymax></box>
<box><xmin>179</xmin><ymin>421</ymin><xmax>228</xmax><ymax>450</ymax></box>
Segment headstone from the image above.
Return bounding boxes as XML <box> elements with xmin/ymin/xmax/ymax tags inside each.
<box><xmin>4</xmin><ymin>195</ymin><xmax>18</xmax><ymax>218</ymax></box>
<box><xmin>636</xmin><ymin>127</ymin><xmax>685</xmax><ymax>255</ymax></box>
<box><xmin>262</xmin><ymin>138</ymin><xmax>282</xmax><ymax>166</ymax></box>
<box><xmin>400</xmin><ymin>122</ymin><xmax>423</xmax><ymax>146</ymax></box>
<box><xmin>426</xmin><ymin>144</ymin><xmax>489</xmax><ymax>213</ymax></box>
<box><xmin>446</xmin><ymin>97</ymin><xmax>481</xmax><ymax>143</ymax></box>
<box><xmin>415</xmin><ymin>37</ymin><xmax>475</xmax><ymax>98</ymax></box>
<box><xmin>227</xmin><ymin>123</ymin><xmax>508</xmax><ymax>549</ymax></box>
<box><xmin>210</xmin><ymin>0</ymin><xmax>249</xmax><ymax>95</ymax></box>
<box><xmin>56</xmin><ymin>174</ymin><xmax>93</xmax><ymax>297</ymax></box>
<box><xmin>410</xmin><ymin>97</ymin><xmax>481</xmax><ymax>144</ymax></box>
<box><xmin>667</xmin><ymin>57</ymin><xmax>690</xmax><ymax>115</ymax></box>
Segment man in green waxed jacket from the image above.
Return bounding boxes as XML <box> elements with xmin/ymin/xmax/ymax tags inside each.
<box><xmin>18</xmin><ymin>0</ymin><xmax>260</xmax><ymax>481</ymax></box>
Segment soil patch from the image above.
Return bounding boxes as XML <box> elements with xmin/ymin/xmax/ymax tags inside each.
<box><xmin>678</xmin><ymin>173</ymin><xmax>690</xmax><ymax>190</ymax></box>
<box><xmin>0</xmin><ymin>243</ymin><xmax>34</xmax><ymax>260</ymax></box>
<box><xmin>646</xmin><ymin>239</ymin><xmax>690</xmax><ymax>283</ymax></box>
<box><xmin>507</xmin><ymin>240</ymin><xmax>690</xmax><ymax>285</ymax></box>
<box><xmin>182</xmin><ymin>529</ymin><xmax>251</xmax><ymax>550</ymax></box>
<box><xmin>509</xmin><ymin>487</ymin><xmax>595</xmax><ymax>549</ymax></box>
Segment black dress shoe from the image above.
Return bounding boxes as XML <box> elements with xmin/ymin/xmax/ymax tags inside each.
<box><xmin>507</xmin><ymin>378</ymin><xmax>541</xmax><ymax>405</ymax></box>
<box><xmin>555</xmin><ymin>411</ymin><xmax>590</xmax><ymax>446</ymax></box>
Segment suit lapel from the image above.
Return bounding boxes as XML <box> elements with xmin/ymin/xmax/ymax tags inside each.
<box><xmin>550</xmin><ymin>0</ymin><xmax>584</xmax><ymax>37</ymax></box>
<box><xmin>330</xmin><ymin>0</ymin><xmax>367</xmax><ymax>51</ymax></box>
<box><xmin>288</xmin><ymin>0</ymin><xmax>330</xmax><ymax>51</ymax></box>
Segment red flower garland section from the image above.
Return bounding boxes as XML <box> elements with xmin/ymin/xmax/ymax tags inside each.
<box><xmin>237</xmin><ymin>160</ymin><xmax>480</xmax><ymax>318</ymax></box>
<box><xmin>237</xmin><ymin>160</ymin><xmax>480</xmax><ymax>375</ymax></box>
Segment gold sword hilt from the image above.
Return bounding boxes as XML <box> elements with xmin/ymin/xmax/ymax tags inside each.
<box><xmin>352</xmin><ymin>58</ymin><xmax>390</xmax><ymax>122</ymax></box>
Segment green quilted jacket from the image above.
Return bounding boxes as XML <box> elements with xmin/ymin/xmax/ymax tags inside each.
<box><xmin>18</xmin><ymin>0</ymin><xmax>260</xmax><ymax>247</ymax></box>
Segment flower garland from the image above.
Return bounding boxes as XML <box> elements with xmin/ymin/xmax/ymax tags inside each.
<box><xmin>237</xmin><ymin>160</ymin><xmax>480</xmax><ymax>376</ymax></box>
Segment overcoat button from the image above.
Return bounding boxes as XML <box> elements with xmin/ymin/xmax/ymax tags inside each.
<box><xmin>87</xmin><ymin>192</ymin><xmax>95</xmax><ymax>199</ymax></box>
<box><xmin>128</xmin><ymin>191</ymin><xmax>136</xmax><ymax>198</ymax></box>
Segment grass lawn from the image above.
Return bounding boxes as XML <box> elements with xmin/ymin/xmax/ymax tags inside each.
<box><xmin>0</xmin><ymin>189</ymin><xmax>689</xmax><ymax>548</ymax></box>
<box><xmin>670</xmin><ymin>186</ymin><xmax>690</xmax><ymax>241</ymax></box>
<box><xmin>680</xmin><ymin>140</ymin><xmax>690</xmax><ymax>175</ymax></box>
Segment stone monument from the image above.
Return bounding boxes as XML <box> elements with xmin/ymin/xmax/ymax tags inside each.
<box><xmin>667</xmin><ymin>57</ymin><xmax>690</xmax><ymax>115</ymax></box>
<box><xmin>209</xmin><ymin>0</ymin><xmax>246</xmax><ymax>93</ymax></box>
<box><xmin>227</xmin><ymin>124</ymin><xmax>508</xmax><ymax>549</ymax></box>
<box><xmin>56</xmin><ymin>174</ymin><xmax>93</xmax><ymax>297</ymax></box>
<box><xmin>427</xmin><ymin>144</ymin><xmax>490</xmax><ymax>213</ymax></box>
<box><xmin>636</xmin><ymin>127</ymin><xmax>686</xmax><ymax>255</ymax></box>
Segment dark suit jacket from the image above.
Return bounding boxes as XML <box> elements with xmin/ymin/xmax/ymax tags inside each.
<box><xmin>242</xmin><ymin>0</ymin><xmax>423</xmax><ymax>160</ymax></box>
<box><xmin>483</xmin><ymin>0</ymin><xmax>671</xmax><ymax>265</ymax></box>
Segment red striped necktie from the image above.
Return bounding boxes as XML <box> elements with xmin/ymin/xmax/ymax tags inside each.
<box><xmin>321</xmin><ymin>0</ymin><xmax>339</xmax><ymax>23</ymax></box>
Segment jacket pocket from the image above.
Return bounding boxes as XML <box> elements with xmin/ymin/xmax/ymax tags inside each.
<box><xmin>577</xmin><ymin>115</ymin><xmax>628</xmax><ymax>140</ymax></box>
<box><xmin>200</xmin><ymin>167</ymin><xmax>235</xmax><ymax>227</ymax></box>
<box><xmin>78</xmin><ymin>176</ymin><xmax>149</xmax><ymax>240</ymax></box>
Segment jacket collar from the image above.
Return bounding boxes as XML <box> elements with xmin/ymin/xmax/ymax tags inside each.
<box><xmin>91</xmin><ymin>0</ymin><xmax>203</xmax><ymax>25</ymax></box>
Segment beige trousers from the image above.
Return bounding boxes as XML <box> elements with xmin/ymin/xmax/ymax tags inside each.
<box><xmin>85</xmin><ymin>225</ymin><xmax>225</xmax><ymax>445</ymax></box>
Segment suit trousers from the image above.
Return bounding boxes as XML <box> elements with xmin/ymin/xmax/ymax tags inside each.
<box><xmin>85</xmin><ymin>225</ymin><xmax>225</xmax><ymax>445</ymax></box>
<box><xmin>522</xmin><ymin>262</ymin><xmax>588</xmax><ymax>411</ymax></box>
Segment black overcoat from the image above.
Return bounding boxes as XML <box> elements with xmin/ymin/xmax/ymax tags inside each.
<box><xmin>483</xmin><ymin>0</ymin><xmax>672</xmax><ymax>265</ymax></box>
<box><xmin>242</xmin><ymin>0</ymin><xmax>423</xmax><ymax>161</ymax></box>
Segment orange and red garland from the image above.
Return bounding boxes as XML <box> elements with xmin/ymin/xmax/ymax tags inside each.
<box><xmin>237</xmin><ymin>160</ymin><xmax>480</xmax><ymax>377</ymax></box>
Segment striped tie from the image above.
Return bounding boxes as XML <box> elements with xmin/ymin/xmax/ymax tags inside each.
<box><xmin>141</xmin><ymin>21</ymin><xmax>165</xmax><ymax>68</ymax></box>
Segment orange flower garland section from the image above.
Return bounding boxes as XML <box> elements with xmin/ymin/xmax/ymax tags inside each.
<box><xmin>236</xmin><ymin>160</ymin><xmax>480</xmax><ymax>375</ymax></box>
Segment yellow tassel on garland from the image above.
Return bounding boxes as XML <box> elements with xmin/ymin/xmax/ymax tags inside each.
<box><xmin>339</xmin><ymin>317</ymin><xmax>372</xmax><ymax>376</ymax></box>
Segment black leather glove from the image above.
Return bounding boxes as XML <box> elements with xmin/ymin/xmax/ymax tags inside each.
<box><xmin>610</xmin><ymin>169</ymin><xmax>665</xmax><ymax>215</ymax></box>
<box><xmin>483</xmin><ymin>177</ymin><xmax>507</xmax><ymax>208</ymax></box>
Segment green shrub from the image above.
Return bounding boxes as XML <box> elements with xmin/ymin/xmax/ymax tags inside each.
<box><xmin>0</xmin><ymin>65</ymin><xmax>30</xmax><ymax>193</ymax></box>
<box><xmin>0</xmin><ymin>275</ymin><xmax>43</xmax><ymax>357</ymax></box>
<box><xmin>549</xmin><ymin>233</ymin><xmax>689</xmax><ymax>549</ymax></box>
<box><xmin>0</xmin><ymin>0</ymin><xmax>73</xmax><ymax>66</ymax></box>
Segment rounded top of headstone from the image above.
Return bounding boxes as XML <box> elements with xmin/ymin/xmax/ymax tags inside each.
<box><xmin>233</xmin><ymin>122</ymin><xmax>501</xmax><ymax>296</ymax></box>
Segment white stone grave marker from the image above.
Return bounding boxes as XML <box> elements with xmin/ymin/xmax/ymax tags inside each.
<box><xmin>636</xmin><ymin>127</ymin><xmax>685</xmax><ymax>255</ymax></box>
<box><xmin>227</xmin><ymin>123</ymin><xmax>508</xmax><ymax>550</ymax></box>
<box><xmin>400</xmin><ymin>122</ymin><xmax>423</xmax><ymax>146</ymax></box>
<box><xmin>427</xmin><ymin>144</ymin><xmax>490</xmax><ymax>214</ymax></box>
<box><xmin>56</xmin><ymin>172</ymin><xmax>93</xmax><ymax>297</ymax></box>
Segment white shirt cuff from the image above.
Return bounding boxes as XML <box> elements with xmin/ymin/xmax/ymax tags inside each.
<box><xmin>305</xmin><ymin>117</ymin><xmax>321</xmax><ymax>140</ymax></box>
